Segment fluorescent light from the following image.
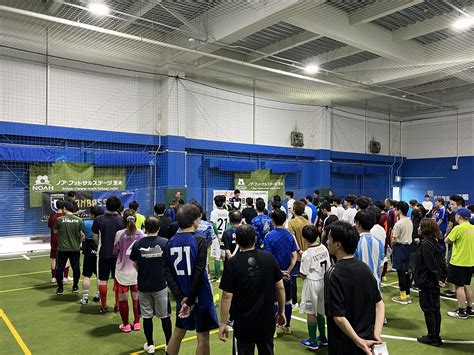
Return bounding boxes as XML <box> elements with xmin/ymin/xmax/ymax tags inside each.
<box><xmin>304</xmin><ymin>63</ymin><xmax>319</xmax><ymax>74</ymax></box>
<box><xmin>88</xmin><ymin>2</ymin><xmax>110</xmax><ymax>16</ymax></box>
<box><xmin>452</xmin><ymin>17</ymin><xmax>474</xmax><ymax>30</ymax></box>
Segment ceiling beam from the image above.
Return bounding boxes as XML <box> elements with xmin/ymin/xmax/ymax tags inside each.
<box><xmin>115</xmin><ymin>0</ymin><xmax>161</xmax><ymax>32</ymax></box>
<box><xmin>247</xmin><ymin>32</ymin><xmax>321</xmax><ymax>63</ymax></box>
<box><xmin>349</xmin><ymin>0</ymin><xmax>423</xmax><ymax>25</ymax></box>
<box><xmin>393</xmin><ymin>4</ymin><xmax>474</xmax><ymax>41</ymax></box>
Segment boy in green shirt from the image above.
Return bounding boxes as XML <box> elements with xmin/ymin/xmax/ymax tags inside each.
<box><xmin>54</xmin><ymin>202</ymin><xmax>85</xmax><ymax>295</ymax></box>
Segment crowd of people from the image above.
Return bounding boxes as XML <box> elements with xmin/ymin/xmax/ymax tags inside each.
<box><xmin>47</xmin><ymin>189</ymin><xmax>474</xmax><ymax>354</ymax></box>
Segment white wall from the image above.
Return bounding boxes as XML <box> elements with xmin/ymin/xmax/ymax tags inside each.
<box><xmin>331</xmin><ymin>106</ymin><xmax>402</xmax><ymax>156</ymax></box>
<box><xmin>402</xmin><ymin>102</ymin><xmax>474</xmax><ymax>159</ymax></box>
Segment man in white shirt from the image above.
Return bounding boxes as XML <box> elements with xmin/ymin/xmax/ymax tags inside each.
<box><xmin>332</xmin><ymin>197</ymin><xmax>345</xmax><ymax>220</ymax></box>
<box><xmin>286</xmin><ymin>191</ymin><xmax>295</xmax><ymax>220</ymax></box>
<box><xmin>422</xmin><ymin>195</ymin><xmax>433</xmax><ymax>214</ymax></box>
<box><xmin>341</xmin><ymin>194</ymin><xmax>357</xmax><ymax>225</ymax></box>
<box><xmin>301</xmin><ymin>199</ymin><xmax>313</xmax><ymax>223</ymax></box>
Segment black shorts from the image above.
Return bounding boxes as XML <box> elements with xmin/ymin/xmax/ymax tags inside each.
<box><xmin>447</xmin><ymin>264</ymin><xmax>473</xmax><ymax>287</ymax></box>
<box><xmin>98</xmin><ymin>257</ymin><xmax>116</xmax><ymax>281</ymax></box>
<box><xmin>283</xmin><ymin>278</ymin><xmax>292</xmax><ymax>302</ymax></box>
<box><xmin>82</xmin><ymin>254</ymin><xmax>97</xmax><ymax>278</ymax></box>
<box><xmin>175</xmin><ymin>306</ymin><xmax>219</xmax><ymax>333</ymax></box>
<box><xmin>233</xmin><ymin>336</ymin><xmax>274</xmax><ymax>355</ymax></box>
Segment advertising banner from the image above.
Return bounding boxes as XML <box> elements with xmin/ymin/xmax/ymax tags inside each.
<box><xmin>235</xmin><ymin>169</ymin><xmax>285</xmax><ymax>198</ymax></box>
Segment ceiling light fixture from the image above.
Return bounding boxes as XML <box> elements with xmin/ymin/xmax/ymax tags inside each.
<box><xmin>88</xmin><ymin>1</ymin><xmax>110</xmax><ymax>16</ymax></box>
<box><xmin>452</xmin><ymin>16</ymin><xmax>474</xmax><ymax>30</ymax></box>
<box><xmin>304</xmin><ymin>63</ymin><xmax>319</xmax><ymax>74</ymax></box>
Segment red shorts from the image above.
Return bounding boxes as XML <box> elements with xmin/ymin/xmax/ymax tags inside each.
<box><xmin>116</xmin><ymin>282</ymin><xmax>138</xmax><ymax>294</ymax></box>
<box><xmin>50</xmin><ymin>235</ymin><xmax>58</xmax><ymax>259</ymax></box>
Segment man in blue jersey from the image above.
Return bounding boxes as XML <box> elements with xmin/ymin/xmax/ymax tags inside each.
<box><xmin>164</xmin><ymin>204</ymin><xmax>219</xmax><ymax>355</ymax></box>
<box><xmin>252</xmin><ymin>200</ymin><xmax>274</xmax><ymax>248</ymax></box>
<box><xmin>354</xmin><ymin>211</ymin><xmax>384</xmax><ymax>286</ymax></box>
<box><xmin>305</xmin><ymin>196</ymin><xmax>318</xmax><ymax>225</ymax></box>
<box><xmin>263</xmin><ymin>209</ymin><xmax>298</xmax><ymax>335</ymax></box>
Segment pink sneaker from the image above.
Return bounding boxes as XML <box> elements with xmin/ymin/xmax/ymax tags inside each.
<box><xmin>119</xmin><ymin>324</ymin><xmax>132</xmax><ymax>333</ymax></box>
<box><xmin>133</xmin><ymin>322</ymin><xmax>141</xmax><ymax>331</ymax></box>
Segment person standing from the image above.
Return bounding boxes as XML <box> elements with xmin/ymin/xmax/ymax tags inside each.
<box><xmin>229</xmin><ymin>189</ymin><xmax>242</xmax><ymax>211</ymax></box>
<box><xmin>332</xmin><ymin>197</ymin><xmax>345</xmax><ymax>220</ymax></box>
<box><xmin>130</xmin><ymin>217</ymin><xmax>172</xmax><ymax>354</ymax></box>
<box><xmin>445</xmin><ymin>208</ymin><xmax>474</xmax><ymax>320</ymax></box>
<box><xmin>263</xmin><ymin>210</ymin><xmax>298</xmax><ymax>335</ymax></box>
<box><xmin>164</xmin><ymin>204</ymin><xmax>219</xmax><ymax>355</ymax></box>
<box><xmin>222</xmin><ymin>211</ymin><xmax>242</xmax><ymax>260</ymax></box>
<box><xmin>210</xmin><ymin>196</ymin><xmax>229</xmax><ymax>281</ymax></box>
<box><xmin>325</xmin><ymin>221</ymin><xmax>384</xmax><ymax>355</ymax></box>
<box><xmin>422</xmin><ymin>195</ymin><xmax>433</xmax><ymax>216</ymax></box>
<box><xmin>415</xmin><ymin>218</ymin><xmax>446</xmax><ymax>347</ymax></box>
<box><xmin>341</xmin><ymin>194</ymin><xmax>357</xmax><ymax>225</ymax></box>
<box><xmin>305</xmin><ymin>196</ymin><xmax>318</xmax><ymax>225</ymax></box>
<box><xmin>285</xmin><ymin>191</ymin><xmax>295</xmax><ymax>220</ymax></box>
<box><xmin>391</xmin><ymin>201</ymin><xmax>414</xmax><ymax>305</ymax></box>
<box><xmin>92</xmin><ymin>195</ymin><xmax>125</xmax><ymax>313</ymax></box>
<box><xmin>54</xmin><ymin>201</ymin><xmax>84</xmax><ymax>295</ymax></box>
<box><xmin>48</xmin><ymin>199</ymin><xmax>69</xmax><ymax>283</ymax></box>
<box><xmin>154</xmin><ymin>203</ymin><xmax>172</xmax><ymax>239</ymax></box>
<box><xmin>129</xmin><ymin>201</ymin><xmax>146</xmax><ymax>230</ymax></box>
<box><xmin>313</xmin><ymin>190</ymin><xmax>320</xmax><ymax>205</ymax></box>
<box><xmin>218</xmin><ymin>225</ymin><xmax>286</xmax><ymax>355</ymax></box>
<box><xmin>241</xmin><ymin>197</ymin><xmax>257</xmax><ymax>225</ymax></box>
<box><xmin>252</xmin><ymin>200</ymin><xmax>274</xmax><ymax>248</ymax></box>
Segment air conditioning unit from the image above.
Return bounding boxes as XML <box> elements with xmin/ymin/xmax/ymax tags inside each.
<box><xmin>291</xmin><ymin>131</ymin><xmax>304</xmax><ymax>147</ymax></box>
<box><xmin>369</xmin><ymin>140</ymin><xmax>381</xmax><ymax>154</ymax></box>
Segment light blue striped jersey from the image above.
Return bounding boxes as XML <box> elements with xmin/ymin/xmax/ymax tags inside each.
<box><xmin>355</xmin><ymin>232</ymin><xmax>384</xmax><ymax>288</ymax></box>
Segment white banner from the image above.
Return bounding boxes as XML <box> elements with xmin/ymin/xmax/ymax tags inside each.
<box><xmin>212</xmin><ymin>190</ymin><xmax>269</xmax><ymax>211</ymax></box>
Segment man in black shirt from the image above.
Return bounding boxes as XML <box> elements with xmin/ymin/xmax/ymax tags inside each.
<box><xmin>154</xmin><ymin>203</ymin><xmax>172</xmax><ymax>239</ymax></box>
<box><xmin>130</xmin><ymin>217</ymin><xmax>172</xmax><ymax>354</ymax></box>
<box><xmin>241</xmin><ymin>197</ymin><xmax>257</xmax><ymax>224</ymax></box>
<box><xmin>229</xmin><ymin>189</ymin><xmax>242</xmax><ymax>211</ymax></box>
<box><xmin>223</xmin><ymin>211</ymin><xmax>242</xmax><ymax>260</ymax></box>
<box><xmin>219</xmin><ymin>225</ymin><xmax>286</xmax><ymax>355</ymax></box>
<box><xmin>325</xmin><ymin>221</ymin><xmax>385</xmax><ymax>355</ymax></box>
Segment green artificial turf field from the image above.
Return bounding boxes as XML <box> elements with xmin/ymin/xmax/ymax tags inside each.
<box><xmin>0</xmin><ymin>253</ymin><xmax>473</xmax><ymax>355</ymax></box>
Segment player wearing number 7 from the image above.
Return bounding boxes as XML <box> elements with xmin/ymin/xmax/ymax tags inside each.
<box><xmin>164</xmin><ymin>204</ymin><xmax>219</xmax><ymax>355</ymax></box>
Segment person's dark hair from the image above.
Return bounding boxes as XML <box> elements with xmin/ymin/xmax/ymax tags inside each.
<box><xmin>176</xmin><ymin>204</ymin><xmax>201</xmax><ymax>229</ymax></box>
<box><xmin>396</xmin><ymin>201</ymin><xmax>409</xmax><ymax>216</ymax></box>
<box><xmin>424</xmin><ymin>194</ymin><xmax>430</xmax><ymax>198</ymax></box>
<box><xmin>67</xmin><ymin>191</ymin><xmax>76</xmax><ymax>198</ymax></box>
<box><xmin>420</xmin><ymin>218</ymin><xmax>442</xmax><ymax>240</ymax></box>
<box><xmin>246</xmin><ymin>197</ymin><xmax>254</xmax><ymax>206</ymax></box>
<box><xmin>118</xmin><ymin>204</ymin><xmax>125</xmax><ymax>214</ymax></box>
<box><xmin>129</xmin><ymin>200</ymin><xmax>139</xmax><ymax>212</ymax></box>
<box><xmin>154</xmin><ymin>203</ymin><xmax>166</xmax><ymax>215</ymax></box>
<box><xmin>374</xmin><ymin>200</ymin><xmax>385</xmax><ymax>211</ymax></box>
<box><xmin>235</xmin><ymin>224</ymin><xmax>256</xmax><ymax>248</ymax></box>
<box><xmin>435</xmin><ymin>197</ymin><xmax>445</xmax><ymax>205</ymax></box>
<box><xmin>354</xmin><ymin>210</ymin><xmax>376</xmax><ymax>231</ymax></box>
<box><xmin>271</xmin><ymin>209</ymin><xmax>286</xmax><ymax>226</ymax></box>
<box><xmin>468</xmin><ymin>205</ymin><xmax>474</xmax><ymax>213</ymax></box>
<box><xmin>256</xmin><ymin>197</ymin><xmax>264</xmax><ymax>202</ymax></box>
<box><xmin>144</xmin><ymin>216</ymin><xmax>160</xmax><ymax>234</ymax></box>
<box><xmin>90</xmin><ymin>205</ymin><xmax>103</xmax><ymax>218</ymax></box>
<box><xmin>190</xmin><ymin>200</ymin><xmax>204</xmax><ymax>216</ymax></box>
<box><xmin>325</xmin><ymin>196</ymin><xmax>334</xmax><ymax>204</ymax></box>
<box><xmin>329</xmin><ymin>221</ymin><xmax>360</xmax><ymax>255</ymax></box>
<box><xmin>333</xmin><ymin>196</ymin><xmax>342</xmax><ymax>205</ymax></box>
<box><xmin>214</xmin><ymin>195</ymin><xmax>225</xmax><ymax>208</ymax></box>
<box><xmin>355</xmin><ymin>197</ymin><xmax>369</xmax><ymax>210</ymax></box>
<box><xmin>320</xmin><ymin>201</ymin><xmax>332</xmax><ymax>213</ymax></box>
<box><xmin>299</xmin><ymin>198</ymin><xmax>308</xmax><ymax>205</ymax></box>
<box><xmin>256</xmin><ymin>200</ymin><xmax>266</xmax><ymax>212</ymax></box>
<box><xmin>271</xmin><ymin>201</ymin><xmax>282</xmax><ymax>210</ymax></box>
<box><xmin>55</xmin><ymin>199</ymin><xmax>65</xmax><ymax>210</ymax></box>
<box><xmin>123</xmin><ymin>209</ymin><xmax>137</xmax><ymax>234</ymax></box>
<box><xmin>367</xmin><ymin>206</ymin><xmax>382</xmax><ymax>226</ymax></box>
<box><xmin>285</xmin><ymin>191</ymin><xmax>294</xmax><ymax>198</ymax></box>
<box><xmin>409</xmin><ymin>199</ymin><xmax>418</xmax><ymax>207</ymax></box>
<box><xmin>386</xmin><ymin>199</ymin><xmax>395</xmax><ymax>207</ymax></box>
<box><xmin>170</xmin><ymin>197</ymin><xmax>179</xmax><ymax>206</ymax></box>
<box><xmin>229</xmin><ymin>211</ymin><xmax>242</xmax><ymax>224</ymax></box>
<box><xmin>314</xmin><ymin>190</ymin><xmax>319</xmax><ymax>195</ymax></box>
<box><xmin>234</xmin><ymin>189</ymin><xmax>240</xmax><ymax>194</ymax></box>
<box><xmin>63</xmin><ymin>201</ymin><xmax>75</xmax><ymax>212</ymax></box>
<box><xmin>345</xmin><ymin>194</ymin><xmax>356</xmax><ymax>205</ymax></box>
<box><xmin>302</xmin><ymin>225</ymin><xmax>320</xmax><ymax>244</ymax></box>
<box><xmin>449</xmin><ymin>194</ymin><xmax>465</xmax><ymax>207</ymax></box>
<box><xmin>105</xmin><ymin>195</ymin><xmax>121</xmax><ymax>212</ymax></box>
<box><xmin>293</xmin><ymin>201</ymin><xmax>305</xmax><ymax>216</ymax></box>
<box><xmin>273</xmin><ymin>195</ymin><xmax>281</xmax><ymax>202</ymax></box>
<box><xmin>305</xmin><ymin>195</ymin><xmax>313</xmax><ymax>202</ymax></box>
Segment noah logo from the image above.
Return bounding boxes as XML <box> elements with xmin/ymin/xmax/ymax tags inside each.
<box><xmin>236</xmin><ymin>178</ymin><xmax>245</xmax><ymax>187</ymax></box>
<box><xmin>33</xmin><ymin>175</ymin><xmax>53</xmax><ymax>191</ymax></box>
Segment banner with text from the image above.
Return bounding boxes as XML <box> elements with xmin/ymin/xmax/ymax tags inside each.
<box><xmin>30</xmin><ymin>162</ymin><xmax>126</xmax><ymax>207</ymax></box>
<box><xmin>42</xmin><ymin>190</ymin><xmax>136</xmax><ymax>220</ymax></box>
<box><xmin>212</xmin><ymin>190</ymin><xmax>268</xmax><ymax>211</ymax></box>
<box><xmin>235</xmin><ymin>169</ymin><xmax>285</xmax><ymax>198</ymax></box>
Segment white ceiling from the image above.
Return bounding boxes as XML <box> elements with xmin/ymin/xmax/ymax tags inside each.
<box><xmin>1</xmin><ymin>0</ymin><xmax>473</xmax><ymax>117</ymax></box>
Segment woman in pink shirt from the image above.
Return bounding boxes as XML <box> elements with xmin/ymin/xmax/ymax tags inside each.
<box><xmin>114</xmin><ymin>209</ymin><xmax>144</xmax><ymax>332</ymax></box>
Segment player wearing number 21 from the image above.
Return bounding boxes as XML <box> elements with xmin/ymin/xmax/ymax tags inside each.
<box><xmin>164</xmin><ymin>204</ymin><xmax>219</xmax><ymax>355</ymax></box>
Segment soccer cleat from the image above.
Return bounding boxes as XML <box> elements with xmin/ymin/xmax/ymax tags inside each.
<box><xmin>119</xmin><ymin>324</ymin><xmax>132</xmax><ymax>333</ymax></box>
<box><xmin>93</xmin><ymin>294</ymin><xmax>100</xmax><ymax>303</ymax></box>
<box><xmin>391</xmin><ymin>296</ymin><xmax>409</xmax><ymax>305</ymax></box>
<box><xmin>292</xmin><ymin>303</ymin><xmax>299</xmax><ymax>310</ymax></box>
<box><xmin>273</xmin><ymin>331</ymin><xmax>277</xmax><ymax>338</ymax></box>
<box><xmin>417</xmin><ymin>335</ymin><xmax>442</xmax><ymax>347</ymax></box>
<box><xmin>406</xmin><ymin>296</ymin><xmax>412</xmax><ymax>304</ymax></box>
<box><xmin>210</xmin><ymin>277</ymin><xmax>218</xmax><ymax>283</ymax></box>
<box><xmin>440</xmin><ymin>290</ymin><xmax>456</xmax><ymax>299</ymax></box>
<box><xmin>99</xmin><ymin>307</ymin><xmax>108</xmax><ymax>314</ymax></box>
<box><xmin>133</xmin><ymin>322</ymin><xmax>140</xmax><ymax>331</ymax></box>
<box><xmin>300</xmin><ymin>338</ymin><xmax>319</xmax><ymax>350</ymax></box>
<box><xmin>114</xmin><ymin>305</ymin><xmax>120</xmax><ymax>313</ymax></box>
<box><xmin>80</xmin><ymin>298</ymin><xmax>88</xmax><ymax>305</ymax></box>
<box><xmin>317</xmin><ymin>336</ymin><xmax>328</xmax><ymax>346</ymax></box>
<box><xmin>447</xmin><ymin>310</ymin><xmax>468</xmax><ymax>320</ymax></box>
<box><xmin>467</xmin><ymin>309</ymin><xmax>474</xmax><ymax>317</ymax></box>
<box><xmin>50</xmin><ymin>277</ymin><xmax>57</xmax><ymax>284</ymax></box>
<box><xmin>383</xmin><ymin>318</ymin><xmax>388</xmax><ymax>325</ymax></box>
<box><xmin>282</xmin><ymin>326</ymin><xmax>291</xmax><ymax>334</ymax></box>
<box><xmin>63</xmin><ymin>277</ymin><xmax>71</xmax><ymax>283</ymax></box>
<box><xmin>382</xmin><ymin>276</ymin><xmax>388</xmax><ymax>282</ymax></box>
<box><xmin>56</xmin><ymin>288</ymin><xmax>64</xmax><ymax>295</ymax></box>
<box><xmin>72</xmin><ymin>286</ymin><xmax>79</xmax><ymax>293</ymax></box>
<box><xmin>143</xmin><ymin>342</ymin><xmax>155</xmax><ymax>354</ymax></box>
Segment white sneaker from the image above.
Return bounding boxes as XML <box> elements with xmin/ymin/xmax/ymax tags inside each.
<box><xmin>50</xmin><ymin>277</ymin><xmax>57</xmax><ymax>283</ymax></box>
<box><xmin>63</xmin><ymin>277</ymin><xmax>71</xmax><ymax>283</ymax></box>
<box><xmin>143</xmin><ymin>343</ymin><xmax>155</xmax><ymax>354</ymax></box>
<box><xmin>292</xmin><ymin>303</ymin><xmax>299</xmax><ymax>309</ymax></box>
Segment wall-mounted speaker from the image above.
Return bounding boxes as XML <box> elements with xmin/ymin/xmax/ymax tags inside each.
<box><xmin>369</xmin><ymin>140</ymin><xmax>381</xmax><ymax>154</ymax></box>
<box><xmin>291</xmin><ymin>131</ymin><xmax>304</xmax><ymax>147</ymax></box>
